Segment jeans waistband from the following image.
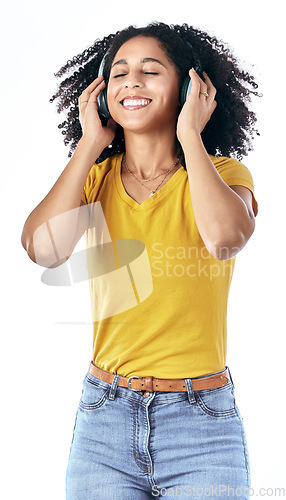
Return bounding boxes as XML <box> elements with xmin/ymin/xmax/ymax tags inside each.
<box><xmin>88</xmin><ymin>362</ymin><xmax>233</xmax><ymax>401</ymax></box>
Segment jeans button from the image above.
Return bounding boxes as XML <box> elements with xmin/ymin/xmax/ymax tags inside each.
<box><xmin>143</xmin><ymin>391</ymin><xmax>150</xmax><ymax>398</ymax></box>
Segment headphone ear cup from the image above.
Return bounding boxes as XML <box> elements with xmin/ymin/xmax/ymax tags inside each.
<box><xmin>180</xmin><ymin>76</ymin><xmax>192</xmax><ymax>107</ymax></box>
<box><xmin>96</xmin><ymin>53</ymin><xmax>111</xmax><ymax>119</ymax></box>
<box><xmin>97</xmin><ymin>87</ymin><xmax>111</xmax><ymax>119</ymax></box>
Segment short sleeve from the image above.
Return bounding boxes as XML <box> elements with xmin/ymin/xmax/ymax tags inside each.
<box><xmin>80</xmin><ymin>155</ymin><xmax>115</xmax><ymax>206</ymax></box>
<box><xmin>210</xmin><ymin>155</ymin><xmax>258</xmax><ymax>217</ymax></box>
<box><xmin>81</xmin><ymin>187</ymin><xmax>87</xmax><ymax>205</ymax></box>
<box><xmin>81</xmin><ymin>166</ymin><xmax>95</xmax><ymax>205</ymax></box>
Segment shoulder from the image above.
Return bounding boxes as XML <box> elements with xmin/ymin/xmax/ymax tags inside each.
<box><xmin>84</xmin><ymin>153</ymin><xmax>121</xmax><ymax>190</ymax></box>
<box><xmin>209</xmin><ymin>154</ymin><xmax>258</xmax><ymax>217</ymax></box>
<box><xmin>209</xmin><ymin>154</ymin><xmax>249</xmax><ymax>173</ymax></box>
<box><xmin>209</xmin><ymin>154</ymin><xmax>255</xmax><ymax>190</ymax></box>
<box><xmin>88</xmin><ymin>153</ymin><xmax>121</xmax><ymax>181</ymax></box>
<box><xmin>82</xmin><ymin>153</ymin><xmax>122</xmax><ymax>205</ymax></box>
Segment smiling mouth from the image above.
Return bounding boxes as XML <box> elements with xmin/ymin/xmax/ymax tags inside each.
<box><xmin>121</xmin><ymin>98</ymin><xmax>152</xmax><ymax>110</ymax></box>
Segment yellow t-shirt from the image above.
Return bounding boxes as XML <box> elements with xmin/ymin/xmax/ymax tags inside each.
<box><xmin>81</xmin><ymin>152</ymin><xmax>258</xmax><ymax>378</ymax></box>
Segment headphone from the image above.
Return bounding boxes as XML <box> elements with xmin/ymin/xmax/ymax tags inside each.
<box><xmin>96</xmin><ymin>54</ymin><xmax>111</xmax><ymax>119</ymax></box>
<box><xmin>96</xmin><ymin>47</ymin><xmax>202</xmax><ymax>119</ymax></box>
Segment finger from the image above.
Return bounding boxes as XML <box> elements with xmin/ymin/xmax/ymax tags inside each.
<box><xmin>189</xmin><ymin>68</ymin><xmax>202</xmax><ymax>97</ymax></box>
<box><xmin>211</xmin><ymin>100</ymin><xmax>217</xmax><ymax>113</ymax></box>
<box><xmin>78</xmin><ymin>75</ymin><xmax>105</xmax><ymax>104</ymax></box>
<box><xmin>202</xmin><ymin>72</ymin><xmax>217</xmax><ymax>100</ymax></box>
<box><xmin>190</xmin><ymin>68</ymin><xmax>208</xmax><ymax>88</ymax></box>
<box><xmin>189</xmin><ymin>68</ymin><xmax>209</xmax><ymax>100</ymax></box>
<box><xmin>199</xmin><ymin>87</ymin><xmax>209</xmax><ymax>99</ymax></box>
<box><xmin>88</xmin><ymin>79</ymin><xmax>106</xmax><ymax>103</ymax></box>
<box><xmin>78</xmin><ymin>82</ymin><xmax>106</xmax><ymax>113</ymax></box>
<box><xmin>85</xmin><ymin>74</ymin><xmax>104</xmax><ymax>93</ymax></box>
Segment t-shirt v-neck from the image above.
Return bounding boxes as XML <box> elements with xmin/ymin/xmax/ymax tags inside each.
<box><xmin>113</xmin><ymin>153</ymin><xmax>185</xmax><ymax>212</ymax></box>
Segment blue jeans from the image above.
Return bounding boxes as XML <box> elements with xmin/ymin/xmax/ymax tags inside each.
<box><xmin>66</xmin><ymin>366</ymin><xmax>250</xmax><ymax>499</ymax></box>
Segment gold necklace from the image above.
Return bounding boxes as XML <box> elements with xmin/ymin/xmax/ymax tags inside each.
<box><xmin>123</xmin><ymin>154</ymin><xmax>180</xmax><ymax>197</ymax></box>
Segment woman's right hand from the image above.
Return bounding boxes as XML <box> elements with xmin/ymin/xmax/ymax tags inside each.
<box><xmin>78</xmin><ymin>75</ymin><xmax>117</xmax><ymax>151</ymax></box>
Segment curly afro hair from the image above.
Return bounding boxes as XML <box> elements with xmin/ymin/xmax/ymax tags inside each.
<box><xmin>49</xmin><ymin>21</ymin><xmax>260</xmax><ymax>167</ymax></box>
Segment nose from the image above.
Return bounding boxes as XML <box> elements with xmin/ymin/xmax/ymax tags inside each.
<box><xmin>124</xmin><ymin>72</ymin><xmax>142</xmax><ymax>89</ymax></box>
<box><xmin>125</xmin><ymin>81</ymin><xmax>141</xmax><ymax>88</ymax></box>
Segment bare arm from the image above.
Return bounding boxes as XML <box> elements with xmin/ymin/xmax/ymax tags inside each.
<box><xmin>21</xmin><ymin>75</ymin><xmax>117</xmax><ymax>266</ymax></box>
<box><xmin>177</xmin><ymin>69</ymin><xmax>256</xmax><ymax>261</ymax></box>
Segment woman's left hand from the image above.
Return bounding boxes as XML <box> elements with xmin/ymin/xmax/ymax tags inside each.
<box><xmin>176</xmin><ymin>69</ymin><xmax>217</xmax><ymax>145</ymax></box>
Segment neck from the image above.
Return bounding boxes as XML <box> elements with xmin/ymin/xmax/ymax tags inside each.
<box><xmin>123</xmin><ymin>129</ymin><xmax>180</xmax><ymax>178</ymax></box>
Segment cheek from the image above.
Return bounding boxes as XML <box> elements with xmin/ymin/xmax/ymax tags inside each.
<box><xmin>160</xmin><ymin>83</ymin><xmax>180</xmax><ymax>111</ymax></box>
<box><xmin>156</xmin><ymin>75</ymin><xmax>180</xmax><ymax>101</ymax></box>
<box><xmin>106</xmin><ymin>86</ymin><xmax>124</xmax><ymax>124</ymax></box>
<box><xmin>106</xmin><ymin>85</ymin><xmax>119</xmax><ymax>116</ymax></box>
<box><xmin>106</xmin><ymin>84</ymin><xmax>115</xmax><ymax>105</ymax></box>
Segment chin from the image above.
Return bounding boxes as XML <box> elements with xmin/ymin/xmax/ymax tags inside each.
<box><xmin>113</xmin><ymin>113</ymin><xmax>176</xmax><ymax>136</ymax></box>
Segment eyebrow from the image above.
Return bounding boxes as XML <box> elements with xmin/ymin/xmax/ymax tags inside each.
<box><xmin>111</xmin><ymin>57</ymin><xmax>166</xmax><ymax>69</ymax></box>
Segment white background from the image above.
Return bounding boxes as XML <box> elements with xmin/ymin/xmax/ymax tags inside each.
<box><xmin>1</xmin><ymin>0</ymin><xmax>285</xmax><ymax>498</ymax></box>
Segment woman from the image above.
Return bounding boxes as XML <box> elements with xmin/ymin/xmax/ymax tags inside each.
<box><xmin>22</xmin><ymin>22</ymin><xmax>259</xmax><ymax>499</ymax></box>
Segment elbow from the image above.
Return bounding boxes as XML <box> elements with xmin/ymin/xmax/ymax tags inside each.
<box><xmin>205</xmin><ymin>220</ymin><xmax>256</xmax><ymax>261</ymax></box>
<box><xmin>21</xmin><ymin>207</ymin><xmax>86</xmax><ymax>267</ymax></box>
<box><xmin>21</xmin><ymin>228</ymin><xmax>38</xmax><ymax>264</ymax></box>
<box><xmin>21</xmin><ymin>227</ymin><xmax>71</xmax><ymax>268</ymax></box>
<box><xmin>27</xmin><ymin>241</ymin><xmax>70</xmax><ymax>268</ymax></box>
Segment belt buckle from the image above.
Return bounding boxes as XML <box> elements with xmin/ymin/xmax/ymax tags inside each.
<box><xmin>127</xmin><ymin>375</ymin><xmax>143</xmax><ymax>392</ymax></box>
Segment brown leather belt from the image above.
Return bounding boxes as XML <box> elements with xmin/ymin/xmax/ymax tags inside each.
<box><xmin>88</xmin><ymin>362</ymin><xmax>230</xmax><ymax>395</ymax></box>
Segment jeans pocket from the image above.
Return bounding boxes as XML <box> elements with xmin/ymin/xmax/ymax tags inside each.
<box><xmin>79</xmin><ymin>374</ymin><xmax>110</xmax><ymax>410</ymax></box>
<box><xmin>196</xmin><ymin>382</ymin><xmax>237</xmax><ymax>417</ymax></box>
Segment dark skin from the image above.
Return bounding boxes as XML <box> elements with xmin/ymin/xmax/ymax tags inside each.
<box><xmin>22</xmin><ymin>36</ymin><xmax>255</xmax><ymax>265</ymax></box>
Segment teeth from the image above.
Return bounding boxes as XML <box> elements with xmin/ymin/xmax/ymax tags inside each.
<box><xmin>122</xmin><ymin>99</ymin><xmax>151</xmax><ymax>107</ymax></box>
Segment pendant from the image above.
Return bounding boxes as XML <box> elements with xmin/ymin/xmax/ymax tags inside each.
<box><xmin>149</xmin><ymin>192</ymin><xmax>154</xmax><ymax>197</ymax></box>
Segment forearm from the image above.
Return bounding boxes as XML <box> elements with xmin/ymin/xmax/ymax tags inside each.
<box><xmin>21</xmin><ymin>138</ymin><xmax>103</xmax><ymax>264</ymax></box>
<box><xmin>182</xmin><ymin>131</ymin><xmax>255</xmax><ymax>260</ymax></box>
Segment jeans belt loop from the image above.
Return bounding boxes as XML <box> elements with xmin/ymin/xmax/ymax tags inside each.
<box><xmin>108</xmin><ymin>374</ymin><xmax>120</xmax><ymax>400</ymax></box>
<box><xmin>185</xmin><ymin>377</ymin><xmax>196</xmax><ymax>404</ymax></box>
<box><xmin>226</xmin><ymin>366</ymin><xmax>235</xmax><ymax>389</ymax></box>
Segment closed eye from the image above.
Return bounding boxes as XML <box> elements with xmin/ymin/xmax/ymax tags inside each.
<box><xmin>113</xmin><ymin>72</ymin><xmax>159</xmax><ymax>79</ymax></box>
